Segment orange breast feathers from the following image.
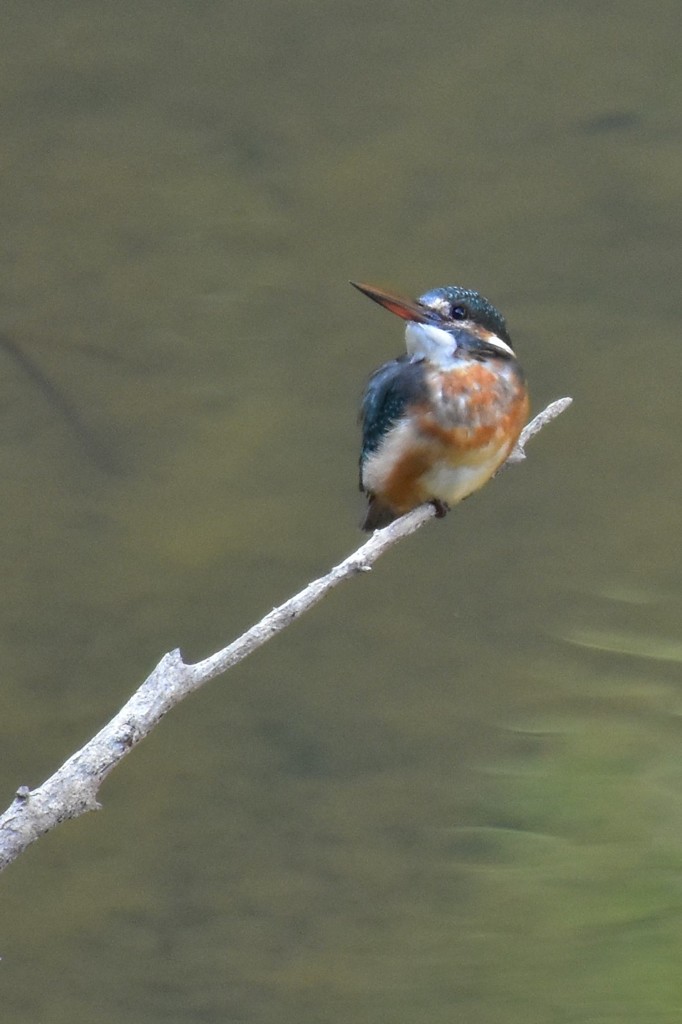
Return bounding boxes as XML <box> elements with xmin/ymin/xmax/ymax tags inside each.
<box><xmin>415</xmin><ymin>360</ymin><xmax>529</xmax><ymax>457</ymax></box>
<box><xmin>361</xmin><ymin>360</ymin><xmax>529</xmax><ymax>515</ymax></box>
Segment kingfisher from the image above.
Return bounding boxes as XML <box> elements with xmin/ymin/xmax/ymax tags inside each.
<box><xmin>352</xmin><ymin>281</ymin><xmax>529</xmax><ymax>531</ymax></box>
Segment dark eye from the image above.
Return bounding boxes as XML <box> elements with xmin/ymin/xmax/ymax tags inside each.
<box><xmin>451</xmin><ymin>304</ymin><xmax>468</xmax><ymax>320</ymax></box>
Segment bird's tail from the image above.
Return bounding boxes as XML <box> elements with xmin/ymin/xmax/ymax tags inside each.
<box><xmin>361</xmin><ymin>497</ymin><xmax>396</xmax><ymax>532</ymax></box>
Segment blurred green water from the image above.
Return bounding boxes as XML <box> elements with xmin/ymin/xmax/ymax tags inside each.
<box><xmin>0</xmin><ymin>1</ymin><xmax>681</xmax><ymax>1021</ymax></box>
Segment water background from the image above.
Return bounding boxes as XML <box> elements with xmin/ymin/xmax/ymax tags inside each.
<box><xmin>1</xmin><ymin>2</ymin><xmax>681</xmax><ymax>1021</ymax></box>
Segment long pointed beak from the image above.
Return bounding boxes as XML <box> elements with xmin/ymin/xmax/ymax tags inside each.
<box><xmin>350</xmin><ymin>281</ymin><xmax>433</xmax><ymax>324</ymax></box>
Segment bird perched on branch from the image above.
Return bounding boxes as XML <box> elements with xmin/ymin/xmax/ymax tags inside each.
<box><xmin>352</xmin><ymin>281</ymin><xmax>529</xmax><ymax>531</ymax></box>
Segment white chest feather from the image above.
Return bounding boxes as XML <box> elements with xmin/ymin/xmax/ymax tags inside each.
<box><xmin>421</xmin><ymin>449</ymin><xmax>507</xmax><ymax>504</ymax></box>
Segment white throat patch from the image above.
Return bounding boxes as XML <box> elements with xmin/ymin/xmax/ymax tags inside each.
<box><xmin>405</xmin><ymin>322</ymin><xmax>456</xmax><ymax>367</ymax></box>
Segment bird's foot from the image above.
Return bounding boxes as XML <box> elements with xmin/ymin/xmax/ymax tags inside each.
<box><xmin>431</xmin><ymin>499</ymin><xmax>450</xmax><ymax>519</ymax></box>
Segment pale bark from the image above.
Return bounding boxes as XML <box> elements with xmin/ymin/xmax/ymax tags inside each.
<box><xmin>0</xmin><ymin>397</ymin><xmax>571</xmax><ymax>872</ymax></box>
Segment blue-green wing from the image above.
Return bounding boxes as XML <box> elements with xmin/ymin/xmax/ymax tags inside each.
<box><xmin>359</xmin><ymin>357</ymin><xmax>428</xmax><ymax>484</ymax></box>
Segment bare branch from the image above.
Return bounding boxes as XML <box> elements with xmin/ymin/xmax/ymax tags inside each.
<box><xmin>504</xmin><ymin>396</ymin><xmax>573</xmax><ymax>464</ymax></box>
<box><xmin>0</xmin><ymin>396</ymin><xmax>571</xmax><ymax>871</ymax></box>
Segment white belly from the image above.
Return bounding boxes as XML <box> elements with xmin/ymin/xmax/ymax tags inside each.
<box><xmin>421</xmin><ymin>448</ymin><xmax>508</xmax><ymax>505</ymax></box>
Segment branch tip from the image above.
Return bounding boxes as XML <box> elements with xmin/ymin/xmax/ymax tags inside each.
<box><xmin>0</xmin><ymin>394</ymin><xmax>572</xmax><ymax>871</ymax></box>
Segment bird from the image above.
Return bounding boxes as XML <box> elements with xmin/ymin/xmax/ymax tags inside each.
<box><xmin>352</xmin><ymin>281</ymin><xmax>529</xmax><ymax>531</ymax></box>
